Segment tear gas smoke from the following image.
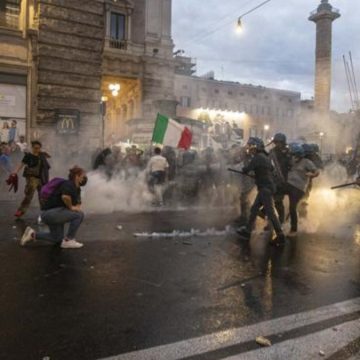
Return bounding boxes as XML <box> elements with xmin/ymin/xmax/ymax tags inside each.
<box><xmin>83</xmin><ymin>171</ymin><xmax>154</xmax><ymax>214</ymax></box>
<box><xmin>293</xmin><ymin>163</ymin><xmax>360</xmax><ymax>234</ymax></box>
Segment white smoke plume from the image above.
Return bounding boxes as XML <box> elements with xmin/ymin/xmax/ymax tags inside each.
<box><xmin>83</xmin><ymin>171</ymin><xmax>154</xmax><ymax>214</ymax></box>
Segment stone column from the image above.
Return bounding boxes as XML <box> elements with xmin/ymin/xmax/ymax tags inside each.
<box><xmin>309</xmin><ymin>0</ymin><xmax>340</xmax><ymax>114</ymax></box>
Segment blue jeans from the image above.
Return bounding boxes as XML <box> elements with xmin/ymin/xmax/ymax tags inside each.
<box><xmin>36</xmin><ymin>207</ymin><xmax>84</xmax><ymax>243</ymax></box>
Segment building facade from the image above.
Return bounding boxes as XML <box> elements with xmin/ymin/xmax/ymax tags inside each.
<box><xmin>174</xmin><ymin>73</ymin><xmax>301</xmax><ymax>145</ymax></box>
<box><xmin>0</xmin><ymin>0</ymin><xmax>301</xmax><ymax>161</ymax></box>
<box><xmin>0</xmin><ymin>0</ymin><xmax>177</xmax><ymax>163</ymax></box>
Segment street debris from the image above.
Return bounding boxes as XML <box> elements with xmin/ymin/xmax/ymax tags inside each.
<box><xmin>12</xmin><ymin>226</ymin><xmax>16</xmax><ymax>229</ymax></box>
<box><xmin>182</xmin><ymin>240</ymin><xmax>193</xmax><ymax>246</ymax></box>
<box><xmin>319</xmin><ymin>350</ymin><xmax>325</xmax><ymax>356</ymax></box>
<box><xmin>241</xmin><ymin>283</ymin><xmax>246</xmax><ymax>288</ymax></box>
<box><xmin>134</xmin><ymin>226</ymin><xmax>233</xmax><ymax>239</ymax></box>
<box><xmin>256</xmin><ymin>336</ymin><xmax>272</xmax><ymax>347</ymax></box>
<box><xmin>116</xmin><ymin>225</ymin><xmax>123</xmax><ymax>230</ymax></box>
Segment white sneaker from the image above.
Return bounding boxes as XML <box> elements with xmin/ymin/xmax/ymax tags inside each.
<box><xmin>21</xmin><ymin>226</ymin><xmax>35</xmax><ymax>246</ymax></box>
<box><xmin>61</xmin><ymin>239</ymin><xmax>84</xmax><ymax>249</ymax></box>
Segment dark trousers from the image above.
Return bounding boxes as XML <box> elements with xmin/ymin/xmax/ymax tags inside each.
<box><xmin>274</xmin><ymin>186</ymin><xmax>285</xmax><ymax>224</ymax></box>
<box><xmin>286</xmin><ymin>184</ymin><xmax>305</xmax><ymax>232</ymax></box>
<box><xmin>240</xmin><ymin>188</ymin><xmax>253</xmax><ymax>222</ymax></box>
<box><xmin>248</xmin><ymin>187</ymin><xmax>283</xmax><ymax>236</ymax></box>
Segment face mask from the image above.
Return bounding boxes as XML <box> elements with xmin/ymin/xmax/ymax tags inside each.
<box><xmin>79</xmin><ymin>175</ymin><xmax>88</xmax><ymax>187</ymax></box>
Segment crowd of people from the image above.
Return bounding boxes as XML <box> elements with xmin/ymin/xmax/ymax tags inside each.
<box><xmin>1</xmin><ymin>131</ymin><xmax>360</xmax><ymax>250</ymax></box>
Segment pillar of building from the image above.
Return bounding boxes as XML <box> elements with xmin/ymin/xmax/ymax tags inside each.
<box><xmin>309</xmin><ymin>0</ymin><xmax>340</xmax><ymax>114</ymax></box>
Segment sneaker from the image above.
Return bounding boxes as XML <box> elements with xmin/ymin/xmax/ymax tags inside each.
<box><xmin>287</xmin><ymin>231</ymin><xmax>297</xmax><ymax>238</ymax></box>
<box><xmin>14</xmin><ymin>210</ymin><xmax>24</xmax><ymax>218</ymax></box>
<box><xmin>61</xmin><ymin>239</ymin><xmax>84</xmax><ymax>249</ymax></box>
<box><xmin>270</xmin><ymin>233</ymin><xmax>286</xmax><ymax>247</ymax></box>
<box><xmin>236</xmin><ymin>226</ymin><xmax>251</xmax><ymax>240</ymax></box>
<box><xmin>20</xmin><ymin>226</ymin><xmax>35</xmax><ymax>246</ymax></box>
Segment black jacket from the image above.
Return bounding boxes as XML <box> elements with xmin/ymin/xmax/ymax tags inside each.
<box><xmin>243</xmin><ymin>152</ymin><xmax>275</xmax><ymax>191</ymax></box>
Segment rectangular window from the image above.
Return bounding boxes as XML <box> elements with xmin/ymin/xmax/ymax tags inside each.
<box><xmin>0</xmin><ymin>0</ymin><xmax>21</xmax><ymax>29</ymax></box>
<box><xmin>180</xmin><ymin>96</ymin><xmax>191</xmax><ymax>108</ymax></box>
<box><xmin>110</xmin><ymin>12</ymin><xmax>126</xmax><ymax>44</ymax></box>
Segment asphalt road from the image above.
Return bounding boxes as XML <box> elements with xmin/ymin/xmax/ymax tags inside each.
<box><xmin>0</xmin><ymin>202</ymin><xmax>359</xmax><ymax>360</ymax></box>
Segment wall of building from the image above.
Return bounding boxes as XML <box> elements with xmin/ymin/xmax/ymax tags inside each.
<box><xmin>174</xmin><ymin>74</ymin><xmax>301</xmax><ymax>142</ymax></box>
<box><xmin>34</xmin><ymin>0</ymin><xmax>104</xmax><ymax>164</ymax></box>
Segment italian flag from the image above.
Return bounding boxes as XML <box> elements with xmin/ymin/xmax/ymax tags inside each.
<box><xmin>152</xmin><ymin>113</ymin><xmax>192</xmax><ymax>150</ymax></box>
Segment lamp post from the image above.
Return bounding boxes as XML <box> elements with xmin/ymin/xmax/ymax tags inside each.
<box><xmin>264</xmin><ymin>124</ymin><xmax>270</xmax><ymax>141</ymax></box>
<box><xmin>102</xmin><ymin>83</ymin><xmax>120</xmax><ymax>147</ymax></box>
<box><xmin>319</xmin><ymin>131</ymin><xmax>325</xmax><ymax>154</ymax></box>
<box><xmin>236</xmin><ymin>0</ymin><xmax>272</xmax><ymax>33</ymax></box>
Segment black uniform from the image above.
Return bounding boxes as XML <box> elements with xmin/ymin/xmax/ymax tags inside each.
<box><xmin>242</xmin><ymin>152</ymin><xmax>283</xmax><ymax>236</ymax></box>
<box><xmin>269</xmin><ymin>146</ymin><xmax>291</xmax><ymax>223</ymax></box>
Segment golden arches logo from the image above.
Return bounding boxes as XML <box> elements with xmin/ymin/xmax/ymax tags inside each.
<box><xmin>60</xmin><ymin>116</ymin><xmax>75</xmax><ymax>130</ymax></box>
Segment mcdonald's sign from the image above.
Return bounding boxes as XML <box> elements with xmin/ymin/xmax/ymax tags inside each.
<box><xmin>56</xmin><ymin>109</ymin><xmax>80</xmax><ymax>135</ymax></box>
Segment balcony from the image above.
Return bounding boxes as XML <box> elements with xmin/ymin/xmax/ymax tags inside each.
<box><xmin>0</xmin><ymin>1</ymin><xmax>20</xmax><ymax>29</ymax></box>
<box><xmin>106</xmin><ymin>37</ymin><xmax>128</xmax><ymax>50</ymax></box>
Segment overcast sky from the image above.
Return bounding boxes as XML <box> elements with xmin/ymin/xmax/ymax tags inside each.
<box><xmin>172</xmin><ymin>0</ymin><xmax>360</xmax><ymax>113</ymax></box>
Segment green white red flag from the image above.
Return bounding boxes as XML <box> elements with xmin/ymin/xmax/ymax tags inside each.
<box><xmin>152</xmin><ymin>113</ymin><xmax>192</xmax><ymax>150</ymax></box>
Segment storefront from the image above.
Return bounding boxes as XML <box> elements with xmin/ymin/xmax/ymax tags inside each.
<box><xmin>0</xmin><ymin>73</ymin><xmax>27</xmax><ymax>143</ymax></box>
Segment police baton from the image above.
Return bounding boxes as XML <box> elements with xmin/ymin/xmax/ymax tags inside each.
<box><xmin>227</xmin><ymin>168</ymin><xmax>255</xmax><ymax>179</ymax></box>
<box><xmin>330</xmin><ymin>182</ymin><xmax>358</xmax><ymax>190</ymax></box>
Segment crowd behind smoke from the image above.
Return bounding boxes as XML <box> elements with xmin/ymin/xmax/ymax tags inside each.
<box><xmin>80</xmin><ymin>140</ymin><xmax>360</xmax><ymax>237</ymax></box>
<box><xmin>1</xmin><ymin>130</ymin><xmax>360</xmax><ymax>236</ymax></box>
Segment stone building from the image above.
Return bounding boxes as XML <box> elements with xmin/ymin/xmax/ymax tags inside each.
<box><xmin>0</xmin><ymin>0</ymin><xmax>301</xmax><ymax>160</ymax></box>
<box><xmin>174</xmin><ymin>71</ymin><xmax>301</xmax><ymax>145</ymax></box>
<box><xmin>0</xmin><ymin>0</ymin><xmax>177</xmax><ymax>164</ymax></box>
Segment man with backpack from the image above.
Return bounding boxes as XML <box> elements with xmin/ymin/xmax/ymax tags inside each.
<box><xmin>20</xmin><ymin>166</ymin><xmax>88</xmax><ymax>249</ymax></box>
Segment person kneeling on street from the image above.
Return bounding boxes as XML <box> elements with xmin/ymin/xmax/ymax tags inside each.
<box><xmin>237</xmin><ymin>137</ymin><xmax>286</xmax><ymax>247</ymax></box>
<box><xmin>20</xmin><ymin>166</ymin><xmax>88</xmax><ymax>249</ymax></box>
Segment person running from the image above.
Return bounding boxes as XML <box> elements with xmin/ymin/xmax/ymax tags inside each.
<box><xmin>286</xmin><ymin>143</ymin><xmax>320</xmax><ymax>237</ymax></box>
<box><xmin>237</xmin><ymin>137</ymin><xmax>286</xmax><ymax>247</ymax></box>
<box><xmin>20</xmin><ymin>166</ymin><xmax>88</xmax><ymax>249</ymax></box>
<box><xmin>13</xmin><ymin>141</ymin><xmax>51</xmax><ymax>217</ymax></box>
<box><xmin>146</xmin><ymin>147</ymin><xmax>169</xmax><ymax>206</ymax></box>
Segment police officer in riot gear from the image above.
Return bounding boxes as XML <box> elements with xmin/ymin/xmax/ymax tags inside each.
<box><xmin>269</xmin><ymin>133</ymin><xmax>291</xmax><ymax>224</ymax></box>
<box><xmin>238</xmin><ymin>137</ymin><xmax>286</xmax><ymax>247</ymax></box>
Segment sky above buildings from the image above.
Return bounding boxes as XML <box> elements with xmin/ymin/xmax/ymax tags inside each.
<box><xmin>172</xmin><ymin>0</ymin><xmax>360</xmax><ymax>113</ymax></box>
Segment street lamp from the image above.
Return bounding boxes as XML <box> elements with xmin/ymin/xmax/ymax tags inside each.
<box><xmin>236</xmin><ymin>18</ymin><xmax>243</xmax><ymax>34</ymax></box>
<box><xmin>319</xmin><ymin>131</ymin><xmax>325</xmax><ymax>154</ymax></box>
<box><xmin>109</xmin><ymin>83</ymin><xmax>120</xmax><ymax>97</ymax></box>
<box><xmin>264</xmin><ymin>124</ymin><xmax>270</xmax><ymax>141</ymax></box>
<box><xmin>235</xmin><ymin>0</ymin><xmax>272</xmax><ymax>35</ymax></box>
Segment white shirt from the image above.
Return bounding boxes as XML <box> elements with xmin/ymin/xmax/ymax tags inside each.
<box><xmin>147</xmin><ymin>155</ymin><xmax>169</xmax><ymax>173</ymax></box>
<box><xmin>17</xmin><ymin>142</ymin><xmax>28</xmax><ymax>152</ymax></box>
